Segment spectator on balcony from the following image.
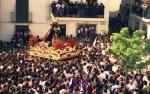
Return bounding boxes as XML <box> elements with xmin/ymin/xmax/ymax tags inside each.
<box><xmin>51</xmin><ymin>0</ymin><xmax>105</xmax><ymax>18</ymax></box>
<box><xmin>84</xmin><ymin>2</ymin><xmax>89</xmax><ymax>18</ymax></box>
<box><xmin>73</xmin><ymin>1</ymin><xmax>79</xmax><ymax>17</ymax></box>
<box><xmin>92</xmin><ymin>2</ymin><xmax>99</xmax><ymax>18</ymax></box>
<box><xmin>78</xmin><ymin>2</ymin><xmax>85</xmax><ymax>17</ymax></box>
<box><xmin>60</xmin><ymin>2</ymin><xmax>65</xmax><ymax>17</ymax></box>
<box><xmin>98</xmin><ymin>3</ymin><xmax>105</xmax><ymax>17</ymax></box>
<box><xmin>69</xmin><ymin>1</ymin><xmax>74</xmax><ymax>17</ymax></box>
<box><xmin>56</xmin><ymin>1</ymin><xmax>61</xmax><ymax>16</ymax></box>
<box><xmin>51</xmin><ymin>1</ymin><xmax>57</xmax><ymax>16</ymax></box>
<box><xmin>64</xmin><ymin>2</ymin><xmax>69</xmax><ymax>17</ymax></box>
<box><xmin>143</xmin><ymin>5</ymin><xmax>150</xmax><ymax>18</ymax></box>
<box><xmin>88</xmin><ymin>2</ymin><xmax>92</xmax><ymax>17</ymax></box>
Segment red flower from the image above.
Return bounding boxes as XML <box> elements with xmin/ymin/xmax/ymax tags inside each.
<box><xmin>52</xmin><ymin>38</ymin><xmax>65</xmax><ymax>49</ymax></box>
<box><xmin>66</xmin><ymin>38</ymin><xmax>77</xmax><ymax>47</ymax></box>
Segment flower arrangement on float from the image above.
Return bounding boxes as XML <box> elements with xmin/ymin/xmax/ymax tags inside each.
<box><xmin>28</xmin><ymin>37</ymin><xmax>79</xmax><ymax>60</ymax></box>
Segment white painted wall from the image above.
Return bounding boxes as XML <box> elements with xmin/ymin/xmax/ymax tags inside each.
<box><xmin>29</xmin><ymin>0</ymin><xmax>47</xmax><ymax>23</ymax></box>
<box><xmin>0</xmin><ymin>0</ymin><xmax>16</xmax><ymax>22</ymax></box>
<box><xmin>105</xmin><ymin>0</ymin><xmax>122</xmax><ymax>17</ymax></box>
<box><xmin>29</xmin><ymin>24</ymin><xmax>48</xmax><ymax>37</ymax></box>
<box><xmin>28</xmin><ymin>0</ymin><xmax>49</xmax><ymax>37</ymax></box>
<box><xmin>0</xmin><ymin>0</ymin><xmax>16</xmax><ymax>41</ymax></box>
<box><xmin>0</xmin><ymin>23</ymin><xmax>15</xmax><ymax>41</ymax></box>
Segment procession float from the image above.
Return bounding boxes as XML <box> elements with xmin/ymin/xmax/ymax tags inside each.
<box><xmin>28</xmin><ymin>14</ymin><xmax>79</xmax><ymax>60</ymax></box>
<box><xmin>28</xmin><ymin>36</ymin><xmax>79</xmax><ymax>60</ymax></box>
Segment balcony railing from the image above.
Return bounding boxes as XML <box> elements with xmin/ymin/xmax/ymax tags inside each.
<box><xmin>131</xmin><ymin>5</ymin><xmax>150</xmax><ymax>19</ymax></box>
<box><xmin>11</xmin><ymin>12</ymin><xmax>32</xmax><ymax>23</ymax></box>
<box><xmin>49</xmin><ymin>3</ymin><xmax>105</xmax><ymax>18</ymax></box>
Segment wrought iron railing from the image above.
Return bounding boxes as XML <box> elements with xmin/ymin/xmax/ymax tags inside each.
<box><xmin>49</xmin><ymin>4</ymin><xmax>105</xmax><ymax>18</ymax></box>
<box><xmin>11</xmin><ymin>12</ymin><xmax>33</xmax><ymax>23</ymax></box>
<box><xmin>131</xmin><ymin>5</ymin><xmax>150</xmax><ymax>19</ymax></box>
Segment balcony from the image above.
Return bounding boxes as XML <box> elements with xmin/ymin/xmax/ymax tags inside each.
<box><xmin>131</xmin><ymin>5</ymin><xmax>150</xmax><ymax>19</ymax></box>
<box><xmin>11</xmin><ymin>12</ymin><xmax>32</xmax><ymax>23</ymax></box>
<box><xmin>50</xmin><ymin>2</ymin><xmax>105</xmax><ymax>19</ymax></box>
<box><xmin>51</xmin><ymin>9</ymin><xmax>104</xmax><ymax>18</ymax></box>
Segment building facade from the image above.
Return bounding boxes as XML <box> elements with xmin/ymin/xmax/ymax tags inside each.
<box><xmin>0</xmin><ymin>0</ymin><xmax>111</xmax><ymax>41</ymax></box>
<box><xmin>120</xmin><ymin>0</ymin><xmax>150</xmax><ymax>38</ymax></box>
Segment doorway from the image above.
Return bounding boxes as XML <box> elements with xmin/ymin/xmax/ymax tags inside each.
<box><xmin>77</xmin><ymin>24</ymin><xmax>96</xmax><ymax>42</ymax></box>
<box><xmin>13</xmin><ymin>25</ymin><xmax>29</xmax><ymax>45</ymax></box>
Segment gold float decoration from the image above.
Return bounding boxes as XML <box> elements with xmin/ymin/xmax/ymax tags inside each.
<box><xmin>28</xmin><ymin>43</ymin><xmax>79</xmax><ymax>60</ymax></box>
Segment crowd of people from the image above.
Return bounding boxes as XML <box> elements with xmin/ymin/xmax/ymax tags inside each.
<box><xmin>11</xmin><ymin>29</ymin><xmax>30</xmax><ymax>47</ymax></box>
<box><xmin>51</xmin><ymin>0</ymin><xmax>105</xmax><ymax>18</ymax></box>
<box><xmin>0</xmin><ymin>33</ymin><xmax>150</xmax><ymax>94</ymax></box>
<box><xmin>77</xmin><ymin>25</ymin><xmax>96</xmax><ymax>42</ymax></box>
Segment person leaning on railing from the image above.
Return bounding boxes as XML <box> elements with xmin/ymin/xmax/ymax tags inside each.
<box><xmin>143</xmin><ymin>5</ymin><xmax>150</xmax><ymax>19</ymax></box>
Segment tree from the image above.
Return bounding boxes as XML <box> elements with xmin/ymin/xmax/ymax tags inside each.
<box><xmin>108</xmin><ymin>27</ymin><xmax>150</xmax><ymax>72</ymax></box>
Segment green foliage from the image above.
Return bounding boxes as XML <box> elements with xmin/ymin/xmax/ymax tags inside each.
<box><xmin>108</xmin><ymin>27</ymin><xmax>150</xmax><ymax>71</ymax></box>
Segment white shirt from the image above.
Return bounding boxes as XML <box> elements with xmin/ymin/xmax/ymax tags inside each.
<box><xmin>109</xmin><ymin>57</ymin><xmax>117</xmax><ymax>63</ymax></box>
<box><xmin>112</xmin><ymin>65</ymin><xmax>118</xmax><ymax>72</ymax></box>
<box><xmin>111</xmin><ymin>85</ymin><xmax>120</xmax><ymax>91</ymax></box>
<box><xmin>83</xmin><ymin>63</ymin><xmax>90</xmax><ymax>74</ymax></box>
<box><xmin>102</xmin><ymin>50</ymin><xmax>105</xmax><ymax>55</ymax></box>
<box><xmin>60</xmin><ymin>4</ymin><xmax>65</xmax><ymax>8</ymax></box>
<box><xmin>0</xmin><ymin>65</ymin><xmax>4</xmax><ymax>69</ymax></box>
<box><xmin>56</xmin><ymin>4</ymin><xmax>61</xmax><ymax>9</ymax></box>
<box><xmin>59</xmin><ymin>89</ymin><xmax>67</xmax><ymax>94</ymax></box>
<box><xmin>53</xmin><ymin>67</ymin><xmax>58</xmax><ymax>74</ymax></box>
<box><xmin>39</xmin><ymin>81</ymin><xmax>46</xmax><ymax>90</ymax></box>
<box><xmin>99</xmin><ymin>73</ymin><xmax>106</xmax><ymax>79</ymax></box>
